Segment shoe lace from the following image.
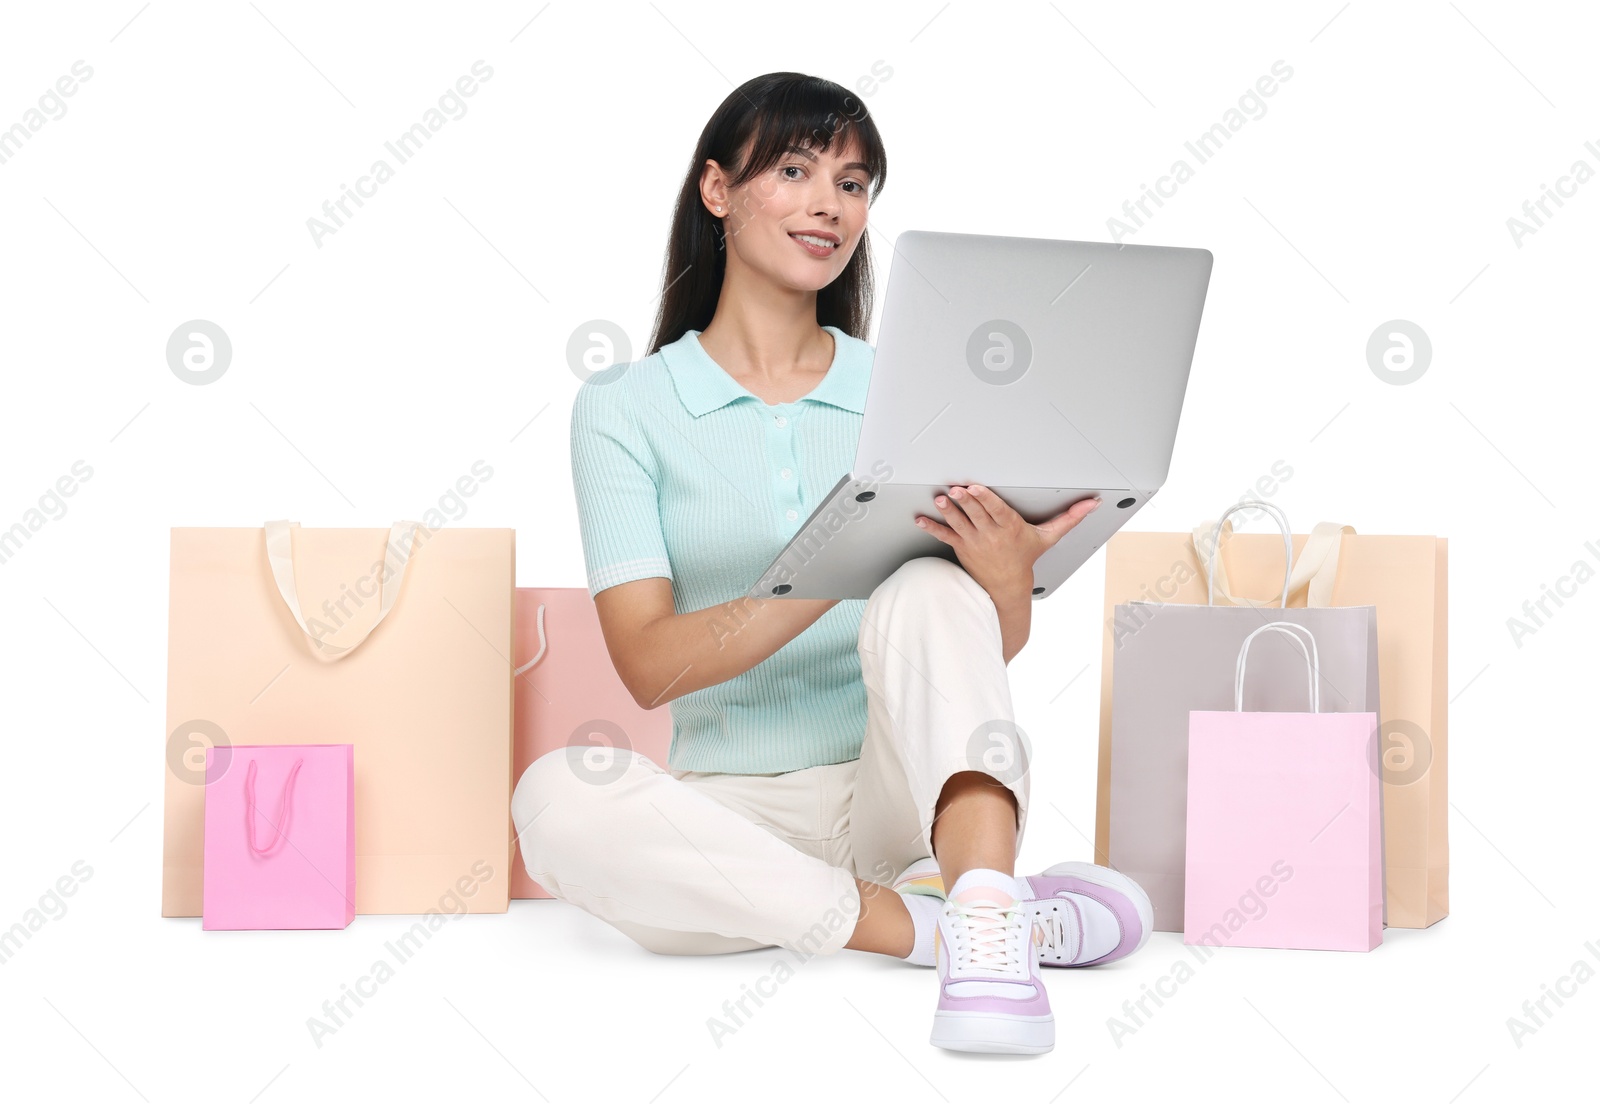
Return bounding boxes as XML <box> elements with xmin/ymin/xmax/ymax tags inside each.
<box><xmin>946</xmin><ymin>897</ymin><xmax>1025</xmax><ymax>975</ymax></box>
<box><xmin>1032</xmin><ymin>903</ymin><xmax>1067</xmax><ymax>959</ymax></box>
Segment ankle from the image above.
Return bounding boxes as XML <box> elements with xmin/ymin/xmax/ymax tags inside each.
<box><xmin>845</xmin><ymin>880</ymin><xmax>917</xmax><ymax>958</ymax></box>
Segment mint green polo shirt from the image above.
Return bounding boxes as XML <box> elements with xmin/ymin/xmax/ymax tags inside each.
<box><xmin>569</xmin><ymin>325</ymin><xmax>874</xmax><ymax>774</ymax></box>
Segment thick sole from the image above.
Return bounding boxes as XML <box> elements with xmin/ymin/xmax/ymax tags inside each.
<box><xmin>1037</xmin><ymin>861</ymin><xmax>1155</xmax><ymax>963</ymax></box>
<box><xmin>931</xmin><ymin>1011</ymin><xmax>1055</xmax><ymax>1055</ymax></box>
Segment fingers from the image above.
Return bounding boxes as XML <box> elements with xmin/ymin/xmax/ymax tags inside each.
<box><xmin>932</xmin><ymin>491</ymin><xmax>978</xmax><ymax>535</ymax></box>
<box><xmin>914</xmin><ymin>513</ymin><xmax>954</xmax><ymax>543</ymax></box>
<box><xmin>1040</xmin><ymin>495</ymin><xmax>1102</xmax><ymax>542</ymax></box>
<box><xmin>917</xmin><ymin>485</ymin><xmax>984</xmax><ymax>544</ymax></box>
<box><xmin>921</xmin><ymin>485</ymin><xmax>1093</xmax><ymax>544</ymax></box>
<box><xmin>947</xmin><ymin>483</ymin><xmax>998</xmax><ymax>527</ymax></box>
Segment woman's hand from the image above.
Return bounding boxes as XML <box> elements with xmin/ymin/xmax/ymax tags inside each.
<box><xmin>914</xmin><ymin>485</ymin><xmax>1101</xmax><ymax>601</ymax></box>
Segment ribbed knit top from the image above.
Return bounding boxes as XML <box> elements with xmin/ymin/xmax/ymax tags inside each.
<box><xmin>568</xmin><ymin>325</ymin><xmax>874</xmax><ymax>773</ymax></box>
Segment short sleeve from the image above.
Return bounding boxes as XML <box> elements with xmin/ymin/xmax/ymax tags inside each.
<box><xmin>569</xmin><ymin>378</ymin><xmax>673</xmax><ymax>598</ymax></box>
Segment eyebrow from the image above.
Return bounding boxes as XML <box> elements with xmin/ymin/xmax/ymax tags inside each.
<box><xmin>785</xmin><ymin>144</ymin><xmax>870</xmax><ymax>174</ymax></box>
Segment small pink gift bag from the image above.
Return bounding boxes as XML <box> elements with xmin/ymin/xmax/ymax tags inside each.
<box><xmin>1184</xmin><ymin>622</ymin><xmax>1382</xmax><ymax>952</ymax></box>
<box><xmin>202</xmin><ymin>744</ymin><xmax>355</xmax><ymax>930</ymax></box>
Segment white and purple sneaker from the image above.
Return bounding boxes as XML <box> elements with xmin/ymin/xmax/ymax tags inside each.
<box><xmin>1025</xmin><ymin>861</ymin><xmax>1154</xmax><ymax>967</ymax></box>
<box><xmin>896</xmin><ymin>858</ymin><xmax>1153</xmax><ymax>968</ymax></box>
<box><xmin>930</xmin><ymin>870</ymin><xmax>1054</xmax><ymax>1055</ymax></box>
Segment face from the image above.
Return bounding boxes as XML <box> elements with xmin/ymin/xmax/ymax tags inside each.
<box><xmin>702</xmin><ymin>135</ymin><xmax>872</xmax><ymax>291</ymax></box>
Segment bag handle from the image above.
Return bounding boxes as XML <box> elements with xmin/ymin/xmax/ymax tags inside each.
<box><xmin>265</xmin><ymin>520</ymin><xmax>422</xmax><ymax>663</ymax></box>
<box><xmin>1234</xmin><ymin>621</ymin><xmax>1320</xmax><ymax>713</ymax></box>
<box><xmin>244</xmin><ymin>756</ymin><xmax>304</xmax><ymax>857</ymax></box>
<box><xmin>1199</xmin><ymin>500</ymin><xmax>1293</xmax><ymax>608</ymax></box>
<box><xmin>513</xmin><ymin>602</ymin><xmax>548</xmax><ymax>677</ymax></box>
<box><xmin>1190</xmin><ymin>503</ymin><xmax>1355</xmax><ymax>609</ymax></box>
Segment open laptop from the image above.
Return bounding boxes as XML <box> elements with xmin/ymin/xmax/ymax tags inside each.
<box><xmin>749</xmin><ymin>230</ymin><xmax>1213</xmax><ymax>601</ymax></box>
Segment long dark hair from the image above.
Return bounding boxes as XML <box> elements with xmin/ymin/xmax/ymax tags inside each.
<box><xmin>647</xmin><ymin>72</ymin><xmax>889</xmax><ymax>356</ymax></box>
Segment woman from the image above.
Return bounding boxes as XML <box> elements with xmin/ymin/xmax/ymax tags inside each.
<box><xmin>513</xmin><ymin>71</ymin><xmax>1153</xmax><ymax>1056</ymax></box>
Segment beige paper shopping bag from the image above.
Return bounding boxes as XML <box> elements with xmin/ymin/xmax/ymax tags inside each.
<box><xmin>163</xmin><ymin>521</ymin><xmax>515</xmax><ymax>917</ymax></box>
<box><xmin>1095</xmin><ymin>504</ymin><xmax>1448</xmax><ymax>929</ymax></box>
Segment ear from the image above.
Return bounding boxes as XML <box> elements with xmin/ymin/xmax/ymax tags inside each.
<box><xmin>700</xmin><ymin>159</ymin><xmax>729</xmax><ymax>216</ymax></box>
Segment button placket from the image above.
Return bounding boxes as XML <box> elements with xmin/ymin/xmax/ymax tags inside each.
<box><xmin>768</xmin><ymin>405</ymin><xmax>804</xmax><ymax>527</ymax></box>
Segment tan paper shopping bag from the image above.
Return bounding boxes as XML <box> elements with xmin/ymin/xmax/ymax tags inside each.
<box><xmin>509</xmin><ymin>587</ymin><xmax>672</xmax><ymax>898</ymax></box>
<box><xmin>1095</xmin><ymin>503</ymin><xmax>1448</xmax><ymax>929</ymax></box>
<box><xmin>163</xmin><ymin>521</ymin><xmax>515</xmax><ymax>917</ymax></box>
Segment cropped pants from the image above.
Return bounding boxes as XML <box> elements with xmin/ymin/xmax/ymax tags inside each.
<box><xmin>510</xmin><ymin>556</ymin><xmax>1033</xmax><ymax>956</ymax></box>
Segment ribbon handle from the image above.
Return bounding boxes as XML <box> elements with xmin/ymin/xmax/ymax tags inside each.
<box><xmin>264</xmin><ymin>520</ymin><xmax>422</xmax><ymax>663</ymax></box>
<box><xmin>244</xmin><ymin>757</ymin><xmax>304</xmax><ymax>857</ymax></box>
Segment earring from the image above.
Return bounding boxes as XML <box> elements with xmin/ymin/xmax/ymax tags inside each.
<box><xmin>715</xmin><ymin>205</ymin><xmax>722</xmax><ymax>212</ymax></box>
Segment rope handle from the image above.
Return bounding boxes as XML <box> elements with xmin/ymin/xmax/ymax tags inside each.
<box><xmin>1204</xmin><ymin>501</ymin><xmax>1294</xmax><ymax>608</ymax></box>
<box><xmin>1234</xmin><ymin>621</ymin><xmax>1320</xmax><ymax>714</ymax></box>
<box><xmin>243</xmin><ymin>757</ymin><xmax>304</xmax><ymax>857</ymax></box>
<box><xmin>513</xmin><ymin>602</ymin><xmax>548</xmax><ymax>676</ymax></box>
<box><xmin>1191</xmin><ymin>503</ymin><xmax>1356</xmax><ymax>610</ymax></box>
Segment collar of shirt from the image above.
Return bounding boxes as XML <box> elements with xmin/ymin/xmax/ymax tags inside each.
<box><xmin>660</xmin><ymin>325</ymin><xmax>868</xmax><ymax>418</ymax></box>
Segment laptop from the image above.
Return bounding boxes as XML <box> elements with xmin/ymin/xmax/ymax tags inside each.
<box><xmin>749</xmin><ymin>230</ymin><xmax>1213</xmax><ymax>601</ymax></box>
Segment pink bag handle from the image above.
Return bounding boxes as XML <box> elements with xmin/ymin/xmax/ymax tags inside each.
<box><xmin>1234</xmin><ymin>622</ymin><xmax>1320</xmax><ymax>713</ymax></box>
<box><xmin>244</xmin><ymin>757</ymin><xmax>304</xmax><ymax>857</ymax></box>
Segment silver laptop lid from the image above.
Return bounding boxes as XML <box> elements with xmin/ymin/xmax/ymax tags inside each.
<box><xmin>854</xmin><ymin>231</ymin><xmax>1213</xmax><ymax>495</ymax></box>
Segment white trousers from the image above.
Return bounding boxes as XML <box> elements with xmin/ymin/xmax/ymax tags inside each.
<box><xmin>511</xmin><ymin>556</ymin><xmax>1033</xmax><ymax>956</ymax></box>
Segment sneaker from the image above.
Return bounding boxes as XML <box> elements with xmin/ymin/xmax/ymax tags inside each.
<box><xmin>1026</xmin><ymin>861</ymin><xmax>1154</xmax><ymax>967</ymax></box>
<box><xmin>930</xmin><ymin>872</ymin><xmax>1054</xmax><ymax>1055</ymax></box>
<box><xmin>895</xmin><ymin>858</ymin><xmax>1153</xmax><ymax>968</ymax></box>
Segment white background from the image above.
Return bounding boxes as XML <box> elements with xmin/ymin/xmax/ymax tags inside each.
<box><xmin>1</xmin><ymin>1</ymin><xmax>1595</xmax><ymax>1103</ymax></box>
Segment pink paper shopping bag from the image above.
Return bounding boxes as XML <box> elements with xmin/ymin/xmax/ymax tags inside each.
<box><xmin>203</xmin><ymin>744</ymin><xmax>355</xmax><ymax>930</ymax></box>
<box><xmin>1184</xmin><ymin>622</ymin><xmax>1382</xmax><ymax>952</ymax></box>
<box><xmin>509</xmin><ymin>589</ymin><xmax>672</xmax><ymax>898</ymax></box>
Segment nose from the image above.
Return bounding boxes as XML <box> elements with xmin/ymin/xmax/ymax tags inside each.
<box><xmin>809</xmin><ymin>176</ymin><xmax>842</xmax><ymax>222</ymax></box>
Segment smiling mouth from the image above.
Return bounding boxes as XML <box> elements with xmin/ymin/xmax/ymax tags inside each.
<box><xmin>790</xmin><ymin>233</ymin><xmax>838</xmax><ymax>254</ymax></box>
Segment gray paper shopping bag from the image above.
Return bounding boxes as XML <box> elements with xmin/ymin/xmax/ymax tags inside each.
<box><xmin>1100</xmin><ymin>501</ymin><xmax>1382</xmax><ymax>931</ymax></box>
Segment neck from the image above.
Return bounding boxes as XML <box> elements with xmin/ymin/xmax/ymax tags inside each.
<box><xmin>699</xmin><ymin>279</ymin><xmax>830</xmax><ymax>384</ymax></box>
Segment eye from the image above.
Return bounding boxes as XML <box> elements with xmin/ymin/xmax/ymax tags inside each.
<box><xmin>782</xmin><ymin>164</ymin><xmax>866</xmax><ymax>195</ymax></box>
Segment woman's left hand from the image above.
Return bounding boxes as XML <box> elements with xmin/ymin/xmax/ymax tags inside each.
<box><xmin>914</xmin><ymin>484</ymin><xmax>1101</xmax><ymax>600</ymax></box>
